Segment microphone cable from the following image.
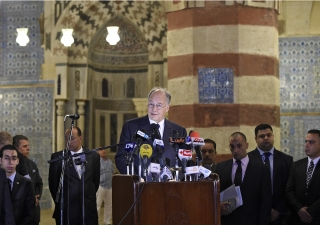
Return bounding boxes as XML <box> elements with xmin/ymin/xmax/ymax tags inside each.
<box><xmin>116</xmin><ymin>181</ymin><xmax>146</xmax><ymax>225</ymax></box>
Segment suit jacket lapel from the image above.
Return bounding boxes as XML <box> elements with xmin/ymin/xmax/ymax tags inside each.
<box><xmin>252</xmin><ymin>148</ymin><xmax>264</xmax><ymax>163</ymax></box>
<box><xmin>242</xmin><ymin>160</ymin><xmax>256</xmax><ymax>185</ymax></box>
<box><xmin>11</xmin><ymin>174</ymin><xmax>21</xmax><ymax>198</ymax></box>
<box><xmin>308</xmin><ymin>159</ymin><xmax>320</xmax><ymax>188</ymax></box>
<box><xmin>272</xmin><ymin>149</ymin><xmax>280</xmax><ymax>178</ymax></box>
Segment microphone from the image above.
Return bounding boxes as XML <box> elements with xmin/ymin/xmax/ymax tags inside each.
<box><xmin>150</xmin><ymin>157</ymin><xmax>161</xmax><ymax>182</ymax></box>
<box><xmin>160</xmin><ymin>165</ymin><xmax>173</xmax><ymax>182</ymax></box>
<box><xmin>198</xmin><ymin>164</ymin><xmax>212</xmax><ymax>180</ymax></box>
<box><xmin>140</xmin><ymin>144</ymin><xmax>153</xmax><ymax>180</ymax></box>
<box><xmin>153</xmin><ymin>139</ymin><xmax>164</xmax><ymax>156</ymax></box>
<box><xmin>65</xmin><ymin>114</ymin><xmax>80</xmax><ymax>120</ymax></box>
<box><xmin>132</xmin><ymin>129</ymin><xmax>148</xmax><ymax>156</ymax></box>
<box><xmin>125</xmin><ymin>142</ymin><xmax>136</xmax><ymax>152</ymax></box>
<box><xmin>150</xmin><ymin>123</ymin><xmax>161</xmax><ymax>140</ymax></box>
<box><xmin>190</xmin><ymin>131</ymin><xmax>204</xmax><ymax>163</ymax></box>
<box><xmin>185</xmin><ymin>160</ymin><xmax>199</xmax><ymax>175</ymax></box>
<box><xmin>178</xmin><ymin>149</ymin><xmax>192</xmax><ymax>173</ymax></box>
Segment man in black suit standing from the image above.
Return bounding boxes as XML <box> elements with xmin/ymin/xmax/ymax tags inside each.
<box><xmin>0</xmin><ymin>144</ymin><xmax>35</xmax><ymax>225</ymax></box>
<box><xmin>0</xmin><ymin>167</ymin><xmax>15</xmax><ymax>225</ymax></box>
<box><xmin>285</xmin><ymin>129</ymin><xmax>320</xmax><ymax>225</ymax></box>
<box><xmin>49</xmin><ymin>127</ymin><xmax>100</xmax><ymax>225</ymax></box>
<box><xmin>248</xmin><ymin>124</ymin><xmax>293</xmax><ymax>224</ymax></box>
<box><xmin>201</xmin><ymin>138</ymin><xmax>217</xmax><ymax>172</ymax></box>
<box><xmin>115</xmin><ymin>87</ymin><xmax>187</xmax><ymax>175</ymax></box>
<box><xmin>13</xmin><ymin>135</ymin><xmax>43</xmax><ymax>225</ymax></box>
<box><xmin>215</xmin><ymin>132</ymin><xmax>272</xmax><ymax>225</ymax></box>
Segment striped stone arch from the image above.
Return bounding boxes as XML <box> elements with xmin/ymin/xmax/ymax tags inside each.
<box><xmin>52</xmin><ymin>1</ymin><xmax>167</xmax><ymax>63</ymax></box>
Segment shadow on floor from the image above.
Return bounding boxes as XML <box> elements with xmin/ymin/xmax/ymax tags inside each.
<box><xmin>40</xmin><ymin>209</ymin><xmax>108</xmax><ymax>225</ymax></box>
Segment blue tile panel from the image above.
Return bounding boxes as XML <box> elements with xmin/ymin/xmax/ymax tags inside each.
<box><xmin>0</xmin><ymin>1</ymin><xmax>44</xmax><ymax>85</ymax></box>
<box><xmin>0</xmin><ymin>86</ymin><xmax>54</xmax><ymax>209</ymax></box>
<box><xmin>280</xmin><ymin>37</ymin><xmax>320</xmax><ymax>161</ymax></box>
<box><xmin>198</xmin><ymin>68</ymin><xmax>234</xmax><ymax>104</ymax></box>
<box><xmin>279</xmin><ymin>37</ymin><xmax>320</xmax><ymax>113</ymax></box>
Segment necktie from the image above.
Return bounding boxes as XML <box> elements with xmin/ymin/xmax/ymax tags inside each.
<box><xmin>7</xmin><ymin>178</ymin><xmax>12</xmax><ymax>193</ymax></box>
<box><xmin>306</xmin><ymin>160</ymin><xmax>314</xmax><ymax>188</ymax></box>
<box><xmin>263</xmin><ymin>152</ymin><xmax>271</xmax><ymax>169</ymax></box>
<box><xmin>234</xmin><ymin>160</ymin><xmax>242</xmax><ymax>186</ymax></box>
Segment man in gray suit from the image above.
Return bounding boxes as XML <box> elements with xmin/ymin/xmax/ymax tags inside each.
<box><xmin>248</xmin><ymin>124</ymin><xmax>293</xmax><ymax>224</ymax></box>
<box><xmin>285</xmin><ymin>129</ymin><xmax>320</xmax><ymax>224</ymax></box>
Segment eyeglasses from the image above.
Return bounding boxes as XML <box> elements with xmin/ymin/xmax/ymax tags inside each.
<box><xmin>201</xmin><ymin>149</ymin><xmax>215</xmax><ymax>154</ymax></box>
<box><xmin>147</xmin><ymin>103</ymin><xmax>167</xmax><ymax>110</ymax></box>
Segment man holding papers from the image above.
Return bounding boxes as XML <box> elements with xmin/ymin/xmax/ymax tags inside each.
<box><xmin>215</xmin><ymin>132</ymin><xmax>272</xmax><ymax>225</ymax></box>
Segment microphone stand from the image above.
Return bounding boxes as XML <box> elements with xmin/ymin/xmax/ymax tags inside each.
<box><xmin>55</xmin><ymin>117</ymin><xmax>75</xmax><ymax>225</ymax></box>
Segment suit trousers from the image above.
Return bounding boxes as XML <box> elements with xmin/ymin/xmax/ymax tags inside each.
<box><xmin>96</xmin><ymin>186</ymin><xmax>112</xmax><ymax>224</ymax></box>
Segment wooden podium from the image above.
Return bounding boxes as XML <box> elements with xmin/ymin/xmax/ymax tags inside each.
<box><xmin>113</xmin><ymin>175</ymin><xmax>220</xmax><ymax>225</ymax></box>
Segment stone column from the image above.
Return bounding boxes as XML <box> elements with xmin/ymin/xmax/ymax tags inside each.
<box><xmin>166</xmin><ymin>1</ymin><xmax>280</xmax><ymax>152</ymax></box>
<box><xmin>132</xmin><ymin>98</ymin><xmax>148</xmax><ymax>117</ymax></box>
<box><xmin>56</xmin><ymin>100</ymin><xmax>66</xmax><ymax>151</ymax></box>
<box><xmin>77</xmin><ymin>100</ymin><xmax>86</xmax><ymax>139</ymax></box>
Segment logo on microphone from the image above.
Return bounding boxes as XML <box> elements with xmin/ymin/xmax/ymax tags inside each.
<box><xmin>125</xmin><ymin>143</ymin><xmax>136</xmax><ymax>149</ymax></box>
<box><xmin>178</xmin><ymin>150</ymin><xmax>192</xmax><ymax>157</ymax></box>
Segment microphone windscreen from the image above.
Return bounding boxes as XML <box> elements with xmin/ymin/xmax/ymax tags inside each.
<box><xmin>190</xmin><ymin>131</ymin><xmax>200</xmax><ymax>138</ymax></box>
<box><xmin>165</xmin><ymin>158</ymin><xmax>170</xmax><ymax>166</ymax></box>
<box><xmin>203</xmin><ymin>164</ymin><xmax>212</xmax><ymax>170</ymax></box>
<box><xmin>151</xmin><ymin>157</ymin><xmax>159</xmax><ymax>163</ymax></box>
<box><xmin>140</xmin><ymin>144</ymin><xmax>153</xmax><ymax>158</ymax></box>
<box><xmin>187</xmin><ymin>160</ymin><xmax>196</xmax><ymax>167</ymax></box>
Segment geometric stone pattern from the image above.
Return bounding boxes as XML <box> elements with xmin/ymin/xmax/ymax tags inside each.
<box><xmin>0</xmin><ymin>1</ymin><xmax>44</xmax><ymax>85</ymax></box>
<box><xmin>88</xmin><ymin>16</ymin><xmax>149</xmax><ymax>69</ymax></box>
<box><xmin>279</xmin><ymin>37</ymin><xmax>320</xmax><ymax>113</ymax></box>
<box><xmin>0</xmin><ymin>86</ymin><xmax>54</xmax><ymax>209</ymax></box>
<box><xmin>53</xmin><ymin>1</ymin><xmax>167</xmax><ymax>61</ymax></box>
<box><xmin>198</xmin><ymin>68</ymin><xmax>234</xmax><ymax>104</ymax></box>
<box><xmin>279</xmin><ymin>37</ymin><xmax>320</xmax><ymax>162</ymax></box>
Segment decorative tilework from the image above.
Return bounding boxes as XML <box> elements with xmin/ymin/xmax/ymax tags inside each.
<box><xmin>198</xmin><ymin>68</ymin><xmax>234</xmax><ymax>104</ymax></box>
<box><xmin>281</xmin><ymin>116</ymin><xmax>320</xmax><ymax>161</ymax></box>
<box><xmin>0</xmin><ymin>86</ymin><xmax>54</xmax><ymax>209</ymax></box>
<box><xmin>279</xmin><ymin>37</ymin><xmax>320</xmax><ymax>113</ymax></box>
<box><xmin>0</xmin><ymin>1</ymin><xmax>44</xmax><ymax>85</ymax></box>
<box><xmin>280</xmin><ymin>37</ymin><xmax>320</xmax><ymax>161</ymax></box>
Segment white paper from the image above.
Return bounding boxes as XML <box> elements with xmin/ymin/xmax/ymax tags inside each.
<box><xmin>220</xmin><ymin>184</ymin><xmax>243</xmax><ymax>208</ymax></box>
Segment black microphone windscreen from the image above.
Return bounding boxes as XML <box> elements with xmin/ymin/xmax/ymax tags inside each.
<box><xmin>203</xmin><ymin>164</ymin><xmax>212</xmax><ymax>170</ymax></box>
<box><xmin>187</xmin><ymin>160</ymin><xmax>196</xmax><ymax>167</ymax></box>
<box><xmin>172</xmin><ymin>130</ymin><xmax>179</xmax><ymax>137</ymax></box>
<box><xmin>151</xmin><ymin>157</ymin><xmax>159</xmax><ymax>163</ymax></box>
<box><xmin>195</xmin><ymin>145</ymin><xmax>203</xmax><ymax>161</ymax></box>
<box><xmin>165</xmin><ymin>158</ymin><xmax>170</xmax><ymax>166</ymax></box>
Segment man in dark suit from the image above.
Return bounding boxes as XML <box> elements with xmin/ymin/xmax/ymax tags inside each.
<box><xmin>215</xmin><ymin>132</ymin><xmax>272</xmax><ymax>225</ymax></box>
<box><xmin>13</xmin><ymin>135</ymin><xmax>43</xmax><ymax>225</ymax></box>
<box><xmin>0</xmin><ymin>144</ymin><xmax>35</xmax><ymax>225</ymax></box>
<box><xmin>248</xmin><ymin>124</ymin><xmax>293</xmax><ymax>224</ymax></box>
<box><xmin>0</xmin><ymin>131</ymin><xmax>29</xmax><ymax>177</ymax></box>
<box><xmin>201</xmin><ymin>138</ymin><xmax>217</xmax><ymax>172</ymax></box>
<box><xmin>49</xmin><ymin>126</ymin><xmax>100</xmax><ymax>225</ymax></box>
<box><xmin>115</xmin><ymin>87</ymin><xmax>187</xmax><ymax>175</ymax></box>
<box><xmin>285</xmin><ymin>129</ymin><xmax>320</xmax><ymax>225</ymax></box>
<box><xmin>0</xmin><ymin>167</ymin><xmax>15</xmax><ymax>225</ymax></box>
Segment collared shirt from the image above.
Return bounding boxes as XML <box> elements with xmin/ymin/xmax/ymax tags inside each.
<box><xmin>149</xmin><ymin>118</ymin><xmax>165</xmax><ymax>139</ymax></box>
<box><xmin>71</xmin><ymin>147</ymin><xmax>83</xmax><ymax>177</ymax></box>
<box><xmin>307</xmin><ymin>156</ymin><xmax>320</xmax><ymax>176</ymax></box>
<box><xmin>99</xmin><ymin>158</ymin><xmax>114</xmax><ymax>189</ymax></box>
<box><xmin>257</xmin><ymin>147</ymin><xmax>274</xmax><ymax>185</ymax></box>
<box><xmin>232</xmin><ymin>155</ymin><xmax>249</xmax><ymax>183</ymax></box>
<box><xmin>8</xmin><ymin>172</ymin><xmax>16</xmax><ymax>190</ymax></box>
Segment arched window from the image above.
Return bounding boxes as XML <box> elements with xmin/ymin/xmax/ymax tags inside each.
<box><xmin>102</xmin><ymin>78</ymin><xmax>108</xmax><ymax>97</ymax></box>
<box><xmin>127</xmin><ymin>78</ymin><xmax>135</xmax><ymax>98</ymax></box>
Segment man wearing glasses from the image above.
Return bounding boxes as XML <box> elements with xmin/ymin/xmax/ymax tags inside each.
<box><xmin>201</xmin><ymin>139</ymin><xmax>217</xmax><ymax>172</ymax></box>
<box><xmin>115</xmin><ymin>87</ymin><xmax>187</xmax><ymax>175</ymax></box>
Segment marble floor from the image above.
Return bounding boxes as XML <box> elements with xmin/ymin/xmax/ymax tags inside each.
<box><xmin>40</xmin><ymin>209</ymin><xmax>108</xmax><ymax>225</ymax></box>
